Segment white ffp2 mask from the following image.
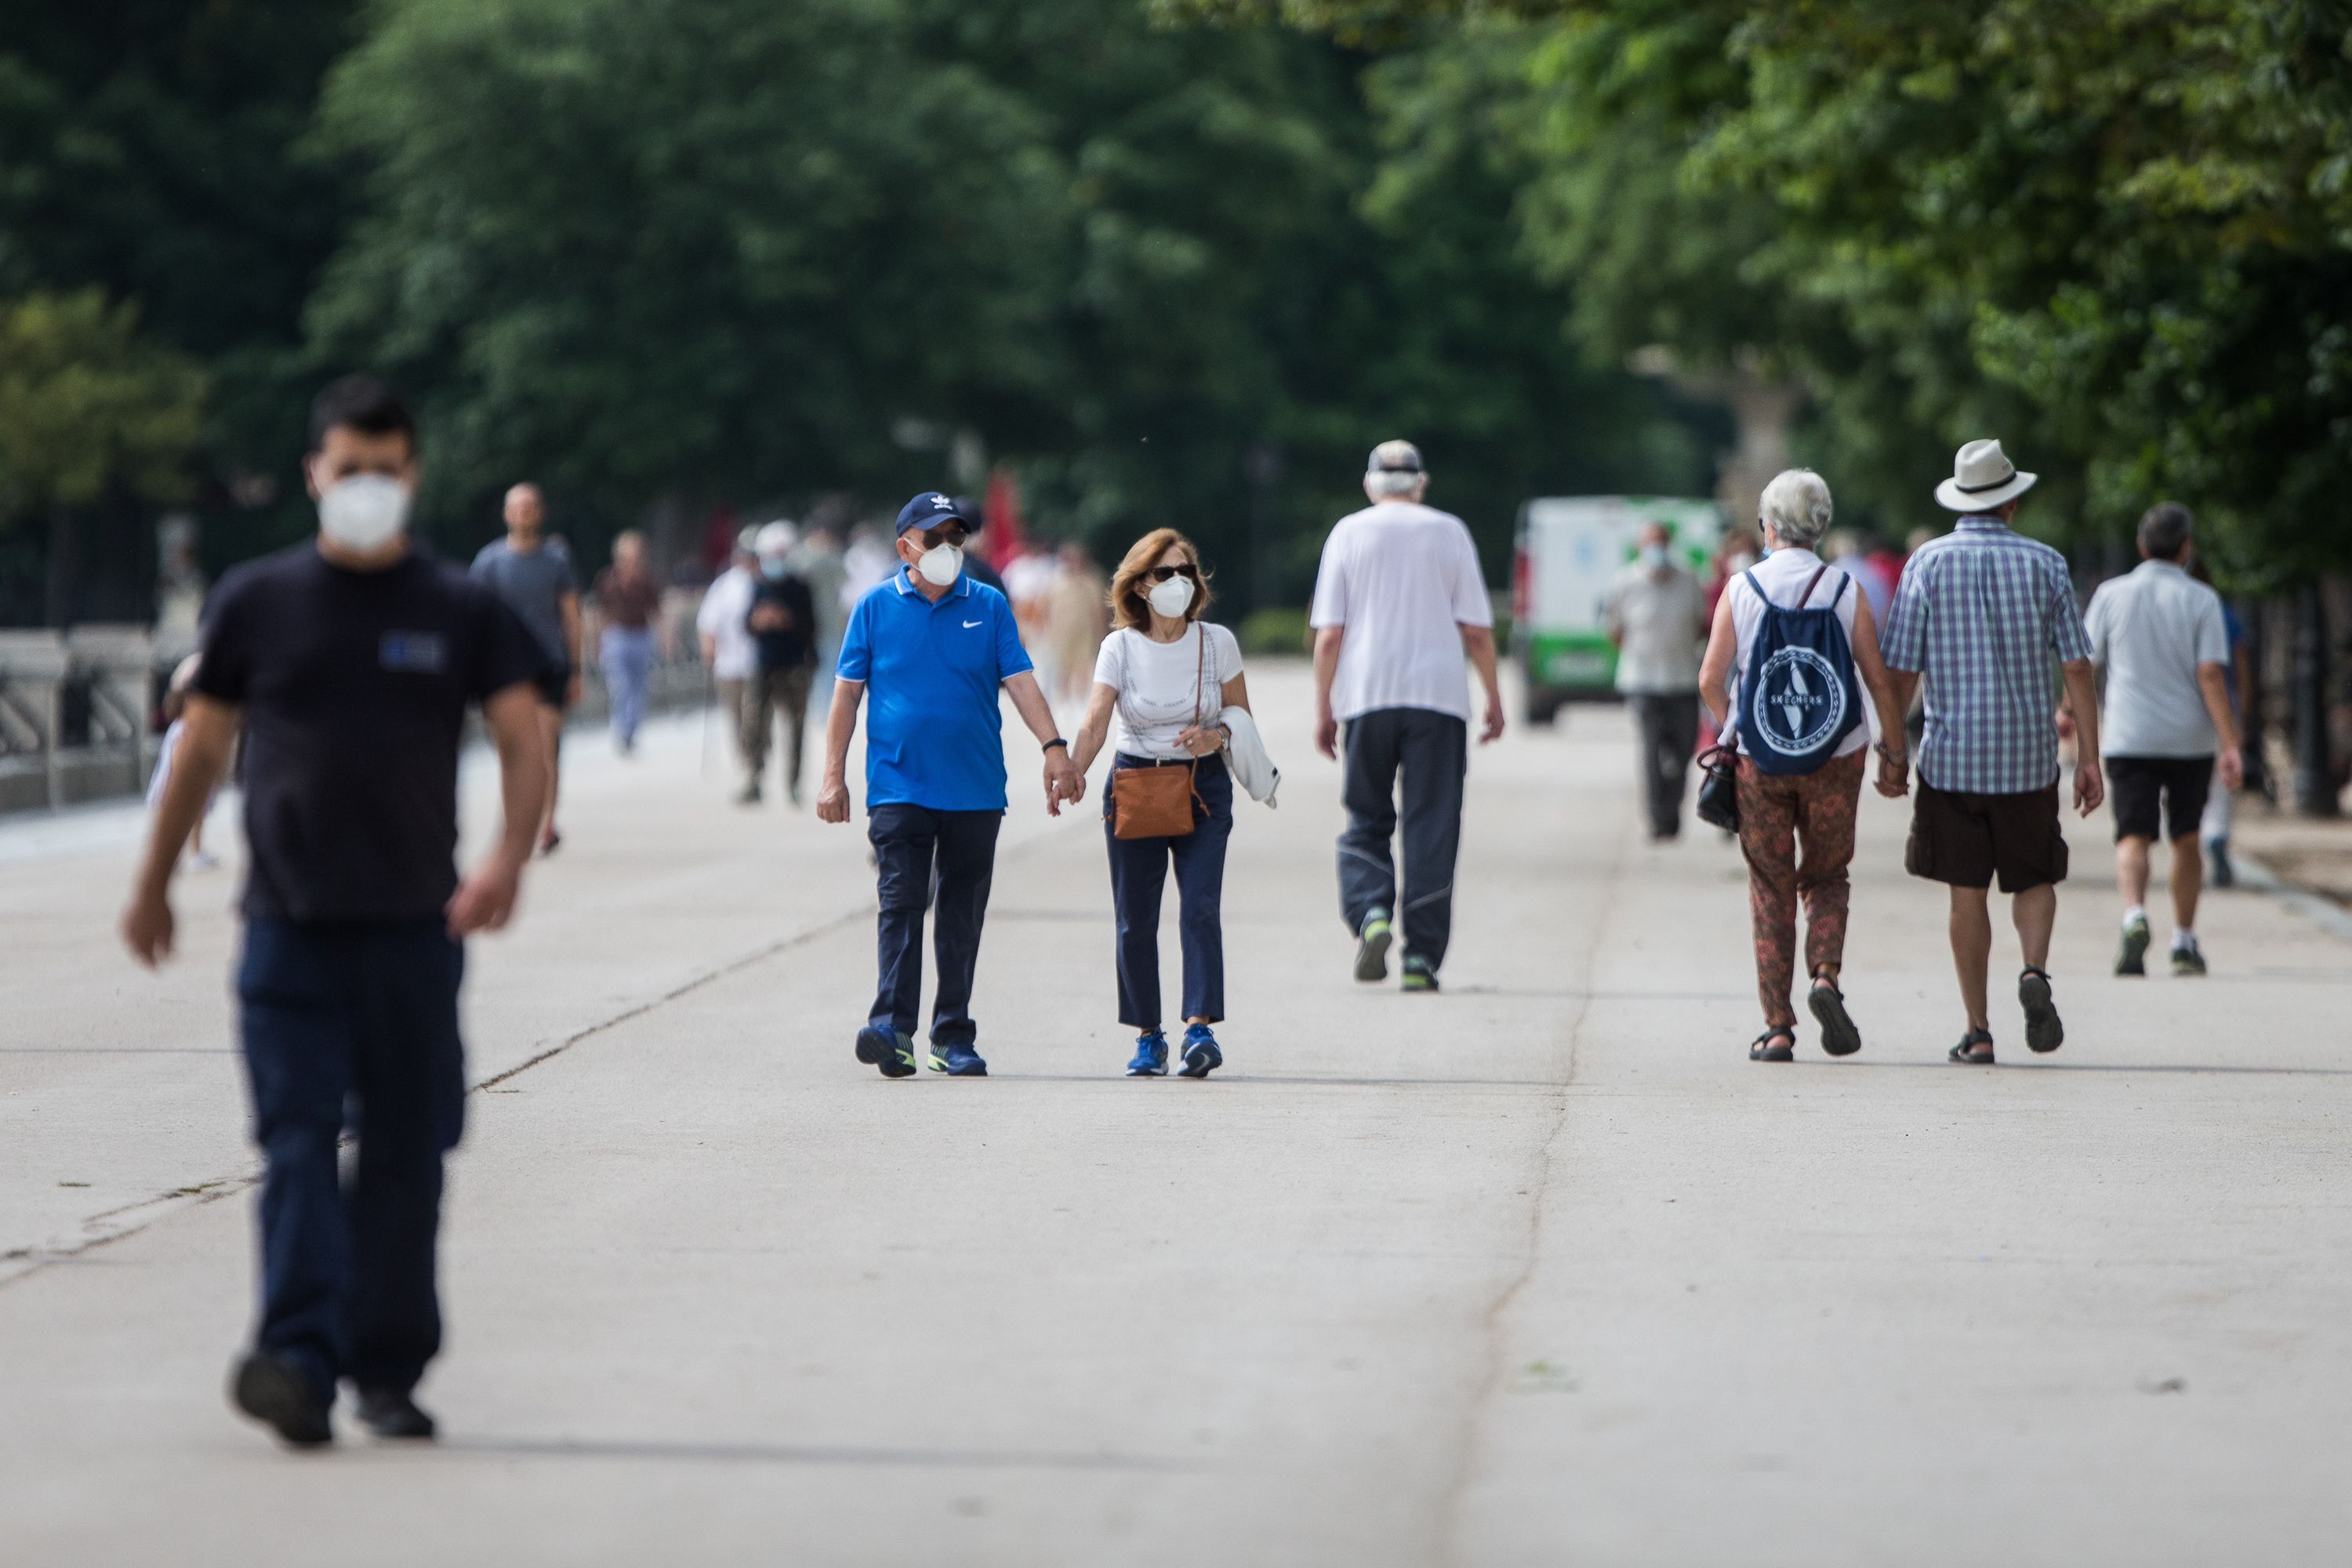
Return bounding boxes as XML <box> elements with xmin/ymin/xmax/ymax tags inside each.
<box><xmin>318</xmin><ymin>474</ymin><xmax>411</xmax><ymax>553</ymax></box>
<box><xmin>1146</xmin><ymin>575</ymin><xmax>1196</xmax><ymax>618</ymax></box>
<box><xmin>916</xmin><ymin>543</ymin><xmax>963</xmax><ymax>586</ymax></box>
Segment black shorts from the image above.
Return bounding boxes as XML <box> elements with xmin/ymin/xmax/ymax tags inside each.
<box><xmin>2107</xmin><ymin>754</ymin><xmax>2212</xmax><ymax>843</ymax></box>
<box><xmin>535</xmin><ymin>666</ymin><xmax>572</xmax><ymax>710</ymax></box>
<box><xmin>1905</xmin><ymin>780</ymin><xmax>2068</xmax><ymax>893</ymax></box>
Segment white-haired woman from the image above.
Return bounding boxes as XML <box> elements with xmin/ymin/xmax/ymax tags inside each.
<box><xmin>1699</xmin><ymin>469</ymin><xmax>1910</xmax><ymax>1061</ymax></box>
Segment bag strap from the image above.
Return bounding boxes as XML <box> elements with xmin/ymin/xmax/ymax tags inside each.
<box><xmin>1798</xmin><ymin>564</ymin><xmax>1831</xmax><ymax>608</ymax></box>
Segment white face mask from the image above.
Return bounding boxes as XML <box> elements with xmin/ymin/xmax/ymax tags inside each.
<box><xmin>1146</xmin><ymin>574</ymin><xmax>1196</xmax><ymax>618</ymax></box>
<box><xmin>318</xmin><ymin>473</ymin><xmax>411</xmax><ymax>553</ymax></box>
<box><xmin>916</xmin><ymin>542</ymin><xmax>963</xmax><ymax>586</ymax></box>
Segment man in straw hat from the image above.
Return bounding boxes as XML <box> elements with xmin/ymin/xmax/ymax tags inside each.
<box><xmin>1881</xmin><ymin>439</ymin><xmax>2105</xmax><ymax>1065</ymax></box>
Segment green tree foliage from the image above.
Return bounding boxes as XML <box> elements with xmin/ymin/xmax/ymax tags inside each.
<box><xmin>310</xmin><ymin>0</ymin><xmax>1706</xmax><ymax>594</ymax></box>
<box><xmin>1172</xmin><ymin>0</ymin><xmax>2352</xmax><ymax>569</ymax></box>
<box><xmin>0</xmin><ymin>289</ymin><xmax>206</xmax><ymax>522</ymax></box>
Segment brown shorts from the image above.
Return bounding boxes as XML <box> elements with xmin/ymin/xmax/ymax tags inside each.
<box><xmin>1904</xmin><ymin>780</ymin><xmax>2068</xmax><ymax>893</ymax></box>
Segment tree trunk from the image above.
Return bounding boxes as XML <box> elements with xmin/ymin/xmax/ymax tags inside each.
<box><xmin>2290</xmin><ymin>585</ymin><xmax>2336</xmax><ymax>816</ymax></box>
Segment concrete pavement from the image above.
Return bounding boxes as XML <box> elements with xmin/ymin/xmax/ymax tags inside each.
<box><xmin>3</xmin><ymin>662</ymin><xmax>2349</xmax><ymax>1566</ymax></box>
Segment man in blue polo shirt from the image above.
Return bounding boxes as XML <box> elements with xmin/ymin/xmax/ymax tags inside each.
<box><xmin>817</xmin><ymin>491</ymin><xmax>1086</xmax><ymax>1076</ymax></box>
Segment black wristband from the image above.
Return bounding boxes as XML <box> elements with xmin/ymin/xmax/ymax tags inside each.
<box><xmin>1043</xmin><ymin>738</ymin><xmax>1069</xmax><ymax>753</ymax></box>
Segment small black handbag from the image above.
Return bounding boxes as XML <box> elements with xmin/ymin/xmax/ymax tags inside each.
<box><xmin>1695</xmin><ymin>739</ymin><xmax>1740</xmax><ymax>833</ymax></box>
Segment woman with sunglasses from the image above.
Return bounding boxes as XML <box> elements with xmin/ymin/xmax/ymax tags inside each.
<box><xmin>1068</xmin><ymin>528</ymin><xmax>1249</xmax><ymax>1078</ymax></box>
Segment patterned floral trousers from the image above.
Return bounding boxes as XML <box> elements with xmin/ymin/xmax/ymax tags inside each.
<box><xmin>1736</xmin><ymin>750</ymin><xmax>1866</xmax><ymax>1029</ymax></box>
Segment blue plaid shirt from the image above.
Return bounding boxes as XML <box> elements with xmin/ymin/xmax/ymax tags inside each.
<box><xmin>1881</xmin><ymin>516</ymin><xmax>2092</xmax><ymax>795</ymax></box>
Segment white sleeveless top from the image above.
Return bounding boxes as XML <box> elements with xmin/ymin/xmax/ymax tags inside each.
<box><xmin>1726</xmin><ymin>549</ymin><xmax>1873</xmax><ymax>759</ymax></box>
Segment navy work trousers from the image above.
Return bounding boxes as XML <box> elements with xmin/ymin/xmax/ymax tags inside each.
<box><xmin>236</xmin><ymin>916</ymin><xmax>466</xmax><ymax>1403</ymax></box>
<box><xmin>1338</xmin><ymin>707</ymin><xmax>1468</xmax><ymax>971</ymax></box>
<box><xmin>867</xmin><ymin>804</ymin><xmax>1003</xmax><ymax>1046</ymax></box>
<box><xmin>1103</xmin><ymin>753</ymin><xmax>1233</xmax><ymax>1030</ymax></box>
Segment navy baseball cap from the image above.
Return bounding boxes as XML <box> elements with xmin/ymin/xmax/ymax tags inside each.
<box><xmin>895</xmin><ymin>491</ymin><xmax>964</xmax><ymax>535</ymax></box>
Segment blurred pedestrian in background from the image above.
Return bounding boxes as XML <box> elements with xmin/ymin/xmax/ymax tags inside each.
<box><xmin>1699</xmin><ymin>470</ymin><xmax>1910</xmax><ymax>1061</ymax></box>
<box><xmin>817</xmin><ymin>492</ymin><xmax>1084</xmax><ymax>1079</ymax></box>
<box><xmin>2083</xmin><ymin>503</ymin><xmax>2242</xmax><ymax>975</ymax></box>
<box><xmin>592</xmin><ymin>530</ymin><xmax>661</xmax><ymax>755</ymax></box>
<box><xmin>1310</xmin><ymin>439</ymin><xmax>1504</xmax><ymax>994</ymax></box>
<box><xmin>1883</xmin><ymin>440</ymin><xmax>2103</xmax><ymax>1065</ymax></box>
<box><xmin>2190</xmin><ymin>555</ymin><xmax>2255</xmax><ymax>887</ymax></box>
<box><xmin>146</xmin><ymin>652</ymin><xmax>220</xmax><ymax>871</ymax></box>
<box><xmin>1069</xmin><ymin>528</ymin><xmax>1247</xmax><ymax>1080</ymax></box>
<box><xmin>1606</xmin><ymin>520</ymin><xmax>1708</xmax><ymax>840</ymax></box>
<box><xmin>121</xmin><ymin>376</ymin><xmax>549</xmax><ymax>1449</ymax></box>
<box><xmin>746</xmin><ymin>520</ymin><xmax>817</xmax><ymax>807</ymax></box>
<box><xmin>1044</xmin><ymin>540</ymin><xmax>1109</xmax><ymax>706</ymax></box>
<box><xmin>788</xmin><ymin>523</ymin><xmax>848</xmax><ymax>717</ymax></box>
<box><xmin>470</xmin><ymin>482</ymin><xmax>580</xmax><ymax>852</ymax></box>
<box><xmin>697</xmin><ymin>526</ymin><xmax>761</xmax><ymax>797</ymax></box>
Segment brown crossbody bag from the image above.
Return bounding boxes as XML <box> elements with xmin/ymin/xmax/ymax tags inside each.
<box><xmin>1109</xmin><ymin>628</ymin><xmax>1209</xmax><ymax>840</ymax></box>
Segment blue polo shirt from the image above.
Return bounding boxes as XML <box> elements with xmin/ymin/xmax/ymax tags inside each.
<box><xmin>837</xmin><ymin>569</ymin><xmax>1033</xmax><ymax>811</ymax></box>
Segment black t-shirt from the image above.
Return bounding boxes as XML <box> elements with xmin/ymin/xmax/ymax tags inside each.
<box><xmin>748</xmin><ymin>573</ymin><xmax>816</xmax><ymax>672</ymax></box>
<box><xmin>194</xmin><ymin>544</ymin><xmax>549</xmax><ymax>923</ymax></box>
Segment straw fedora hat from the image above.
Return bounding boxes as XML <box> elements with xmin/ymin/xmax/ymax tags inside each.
<box><xmin>1934</xmin><ymin>438</ymin><xmax>2038</xmax><ymax>511</ymax></box>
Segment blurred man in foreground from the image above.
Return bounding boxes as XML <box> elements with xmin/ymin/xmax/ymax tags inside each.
<box><xmin>470</xmin><ymin>481</ymin><xmax>580</xmax><ymax>853</ymax></box>
<box><xmin>122</xmin><ymin>376</ymin><xmax>550</xmax><ymax>1448</ymax></box>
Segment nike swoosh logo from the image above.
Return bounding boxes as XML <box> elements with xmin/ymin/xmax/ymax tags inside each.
<box><xmin>964</xmin><ymin>619</ymin><xmax>983</xmax><ymax>628</ymax></box>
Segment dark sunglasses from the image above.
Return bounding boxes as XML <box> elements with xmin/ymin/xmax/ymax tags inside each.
<box><xmin>916</xmin><ymin>524</ymin><xmax>969</xmax><ymax>551</ymax></box>
<box><xmin>1146</xmin><ymin>563</ymin><xmax>1200</xmax><ymax>583</ymax></box>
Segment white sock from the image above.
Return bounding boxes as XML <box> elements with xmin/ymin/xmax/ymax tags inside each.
<box><xmin>2123</xmin><ymin>904</ymin><xmax>2147</xmax><ymax>928</ymax></box>
<box><xmin>2173</xmin><ymin>927</ymin><xmax>2196</xmax><ymax>949</ymax></box>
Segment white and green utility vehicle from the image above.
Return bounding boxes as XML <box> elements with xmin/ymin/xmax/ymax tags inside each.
<box><xmin>1512</xmin><ymin>495</ymin><xmax>1725</xmax><ymax>724</ymax></box>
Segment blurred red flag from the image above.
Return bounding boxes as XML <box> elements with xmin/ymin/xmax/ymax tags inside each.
<box><xmin>983</xmin><ymin>466</ymin><xmax>1028</xmax><ymax>571</ymax></box>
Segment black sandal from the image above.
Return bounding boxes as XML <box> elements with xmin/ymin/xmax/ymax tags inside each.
<box><xmin>2018</xmin><ymin>967</ymin><xmax>2063</xmax><ymax>1054</ymax></box>
<box><xmin>1807</xmin><ymin>972</ymin><xmax>1862</xmax><ymax>1058</ymax></box>
<box><xmin>1750</xmin><ymin>1027</ymin><xmax>1796</xmax><ymax>1062</ymax></box>
<box><xmin>1947</xmin><ymin>1027</ymin><xmax>1995</xmax><ymax>1065</ymax></box>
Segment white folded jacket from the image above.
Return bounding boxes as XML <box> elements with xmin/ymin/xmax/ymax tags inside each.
<box><xmin>1218</xmin><ymin>705</ymin><xmax>1281</xmax><ymax>807</ymax></box>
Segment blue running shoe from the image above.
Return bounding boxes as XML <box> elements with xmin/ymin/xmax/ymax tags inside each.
<box><xmin>1178</xmin><ymin>1024</ymin><xmax>1222</xmax><ymax>1079</ymax></box>
<box><xmin>929</xmin><ymin>1040</ymin><xmax>988</xmax><ymax>1076</ymax></box>
<box><xmin>1127</xmin><ymin>1031</ymin><xmax>1169</xmax><ymax>1077</ymax></box>
<box><xmin>855</xmin><ymin>1024</ymin><xmax>917</xmax><ymax>1079</ymax></box>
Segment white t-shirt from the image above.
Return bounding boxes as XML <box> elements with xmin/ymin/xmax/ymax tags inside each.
<box><xmin>2084</xmin><ymin>560</ymin><xmax>2230</xmax><ymax>757</ymax></box>
<box><xmin>1725</xmin><ymin>548</ymin><xmax>1874</xmax><ymax>759</ymax></box>
<box><xmin>1308</xmin><ymin>502</ymin><xmax>1492</xmax><ymax>723</ymax></box>
<box><xmin>695</xmin><ymin>567</ymin><xmax>759</xmax><ymax>681</ymax></box>
<box><xmin>1605</xmin><ymin>564</ymin><xmax>1705</xmax><ymax>694</ymax></box>
<box><xmin>1094</xmin><ymin>622</ymin><xmax>1245</xmax><ymax>760</ymax></box>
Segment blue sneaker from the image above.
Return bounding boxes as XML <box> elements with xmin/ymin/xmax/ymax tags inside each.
<box><xmin>1178</xmin><ymin>1024</ymin><xmax>1222</xmax><ymax>1079</ymax></box>
<box><xmin>855</xmin><ymin>1024</ymin><xmax>917</xmax><ymax>1079</ymax></box>
<box><xmin>928</xmin><ymin>1040</ymin><xmax>988</xmax><ymax>1076</ymax></box>
<box><xmin>1127</xmin><ymin>1032</ymin><xmax>1169</xmax><ymax>1076</ymax></box>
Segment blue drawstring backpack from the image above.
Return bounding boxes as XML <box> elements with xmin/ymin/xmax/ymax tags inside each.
<box><xmin>1737</xmin><ymin>564</ymin><xmax>1863</xmax><ymax>775</ymax></box>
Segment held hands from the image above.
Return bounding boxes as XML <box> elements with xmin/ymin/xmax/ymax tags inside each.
<box><xmin>445</xmin><ymin>852</ymin><xmax>524</xmax><ymax>938</ymax></box>
<box><xmin>1043</xmin><ymin>753</ymin><xmax>1086</xmax><ymax>816</ymax></box>
<box><xmin>2073</xmin><ymin>758</ymin><xmax>2106</xmax><ymax>817</ymax></box>
<box><xmin>1872</xmin><ymin>745</ymin><xmax>1910</xmax><ymax>799</ymax></box>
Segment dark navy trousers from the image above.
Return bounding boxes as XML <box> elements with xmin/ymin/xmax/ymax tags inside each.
<box><xmin>236</xmin><ymin>916</ymin><xmax>466</xmax><ymax>1403</ymax></box>
<box><xmin>1104</xmin><ymin>753</ymin><xmax>1232</xmax><ymax>1030</ymax></box>
<box><xmin>1338</xmin><ymin>708</ymin><xmax>1467</xmax><ymax>971</ymax></box>
<box><xmin>867</xmin><ymin>804</ymin><xmax>1002</xmax><ymax>1046</ymax></box>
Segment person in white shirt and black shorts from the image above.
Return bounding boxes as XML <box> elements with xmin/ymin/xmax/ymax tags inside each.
<box><xmin>1069</xmin><ymin>528</ymin><xmax>1250</xmax><ymax>1079</ymax></box>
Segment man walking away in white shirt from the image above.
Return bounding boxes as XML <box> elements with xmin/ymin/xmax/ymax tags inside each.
<box><xmin>2083</xmin><ymin>503</ymin><xmax>2243</xmax><ymax>975</ymax></box>
<box><xmin>696</xmin><ymin>527</ymin><xmax>761</xmax><ymax>803</ymax></box>
<box><xmin>1606</xmin><ymin>521</ymin><xmax>1708</xmax><ymax>839</ymax></box>
<box><xmin>1310</xmin><ymin>440</ymin><xmax>1506</xmax><ymax>993</ymax></box>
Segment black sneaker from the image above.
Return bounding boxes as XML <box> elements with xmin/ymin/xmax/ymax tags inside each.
<box><xmin>230</xmin><ymin>1350</ymin><xmax>332</xmax><ymax>1449</ymax></box>
<box><xmin>1399</xmin><ymin>954</ymin><xmax>1439</xmax><ymax>993</ymax></box>
<box><xmin>353</xmin><ymin>1385</ymin><xmax>436</xmax><ymax>1440</ymax></box>
<box><xmin>855</xmin><ymin>1024</ymin><xmax>917</xmax><ymax>1079</ymax></box>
